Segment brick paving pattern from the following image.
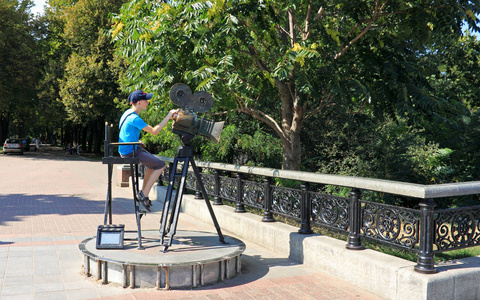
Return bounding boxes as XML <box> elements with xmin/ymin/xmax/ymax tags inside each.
<box><xmin>0</xmin><ymin>146</ymin><xmax>383</xmax><ymax>299</ymax></box>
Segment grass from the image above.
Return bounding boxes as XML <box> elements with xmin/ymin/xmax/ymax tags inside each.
<box><xmin>435</xmin><ymin>247</ymin><xmax>480</xmax><ymax>262</ymax></box>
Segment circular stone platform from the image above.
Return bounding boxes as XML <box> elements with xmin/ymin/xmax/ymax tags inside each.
<box><xmin>79</xmin><ymin>230</ymin><xmax>245</xmax><ymax>289</ymax></box>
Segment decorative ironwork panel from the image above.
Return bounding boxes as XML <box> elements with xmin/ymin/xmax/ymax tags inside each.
<box><xmin>186</xmin><ymin>171</ymin><xmax>196</xmax><ymax>190</ymax></box>
<box><xmin>272</xmin><ymin>186</ymin><xmax>301</xmax><ymax>219</ymax></box>
<box><xmin>201</xmin><ymin>173</ymin><xmax>215</xmax><ymax>196</ymax></box>
<box><xmin>361</xmin><ymin>201</ymin><xmax>419</xmax><ymax>250</ymax></box>
<box><xmin>220</xmin><ymin>176</ymin><xmax>237</xmax><ymax>201</ymax></box>
<box><xmin>435</xmin><ymin>206</ymin><xmax>480</xmax><ymax>252</ymax></box>
<box><xmin>242</xmin><ymin>179</ymin><xmax>264</xmax><ymax>209</ymax></box>
<box><xmin>161</xmin><ymin>168</ymin><xmax>181</xmax><ymax>186</ymax></box>
<box><xmin>160</xmin><ymin>168</ymin><xmax>169</xmax><ymax>184</ymax></box>
<box><xmin>311</xmin><ymin>193</ymin><xmax>349</xmax><ymax>232</ymax></box>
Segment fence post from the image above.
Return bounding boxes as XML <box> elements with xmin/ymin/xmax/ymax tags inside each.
<box><xmin>262</xmin><ymin>178</ymin><xmax>274</xmax><ymax>222</ymax></box>
<box><xmin>346</xmin><ymin>188</ymin><xmax>364</xmax><ymax>250</ymax></box>
<box><xmin>235</xmin><ymin>174</ymin><xmax>246</xmax><ymax>213</ymax></box>
<box><xmin>299</xmin><ymin>182</ymin><xmax>313</xmax><ymax>234</ymax></box>
<box><xmin>194</xmin><ymin>167</ymin><xmax>204</xmax><ymax>199</ymax></box>
<box><xmin>213</xmin><ymin>170</ymin><xmax>222</xmax><ymax>205</ymax></box>
<box><xmin>415</xmin><ymin>198</ymin><xmax>437</xmax><ymax>274</ymax></box>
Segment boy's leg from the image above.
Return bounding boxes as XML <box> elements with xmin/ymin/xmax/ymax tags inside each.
<box><xmin>135</xmin><ymin>147</ymin><xmax>166</xmax><ymax>201</ymax></box>
<box><xmin>142</xmin><ymin>166</ymin><xmax>165</xmax><ymax>197</ymax></box>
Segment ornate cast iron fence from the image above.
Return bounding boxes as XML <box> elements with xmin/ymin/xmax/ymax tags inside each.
<box><xmin>154</xmin><ymin>157</ymin><xmax>480</xmax><ymax>274</ymax></box>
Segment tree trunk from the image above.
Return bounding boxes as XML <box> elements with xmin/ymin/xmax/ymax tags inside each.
<box><xmin>282</xmin><ymin>129</ymin><xmax>302</xmax><ymax>170</ymax></box>
<box><xmin>87</xmin><ymin>122</ymin><xmax>93</xmax><ymax>153</ymax></box>
<box><xmin>0</xmin><ymin>114</ymin><xmax>9</xmax><ymax>142</ymax></box>
<box><xmin>60</xmin><ymin>123</ymin><xmax>64</xmax><ymax>146</ymax></box>
<box><xmin>94</xmin><ymin>119</ymin><xmax>101</xmax><ymax>155</ymax></box>
<box><xmin>276</xmin><ymin>79</ymin><xmax>304</xmax><ymax>171</ymax></box>
<box><xmin>81</xmin><ymin>125</ymin><xmax>88</xmax><ymax>152</ymax></box>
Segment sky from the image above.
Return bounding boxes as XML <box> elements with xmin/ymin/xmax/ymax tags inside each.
<box><xmin>31</xmin><ymin>0</ymin><xmax>46</xmax><ymax>16</ymax></box>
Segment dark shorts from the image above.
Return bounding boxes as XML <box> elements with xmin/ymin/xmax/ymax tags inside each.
<box><xmin>121</xmin><ymin>147</ymin><xmax>166</xmax><ymax>170</ymax></box>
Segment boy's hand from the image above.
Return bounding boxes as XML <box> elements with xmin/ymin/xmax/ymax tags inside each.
<box><xmin>169</xmin><ymin>109</ymin><xmax>180</xmax><ymax>120</ymax></box>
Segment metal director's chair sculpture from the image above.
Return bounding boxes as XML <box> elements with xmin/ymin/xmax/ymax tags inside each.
<box><xmin>102</xmin><ymin>123</ymin><xmax>146</xmax><ymax>250</ymax></box>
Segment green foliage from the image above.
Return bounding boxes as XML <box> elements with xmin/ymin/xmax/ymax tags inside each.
<box><xmin>33</xmin><ymin>1</ymin><xmax>73</xmax><ymax>141</ymax></box>
<box><xmin>194</xmin><ymin>123</ymin><xmax>282</xmax><ymax>167</ymax></box>
<box><xmin>273</xmin><ymin>178</ymin><xmax>302</xmax><ymax>189</ymax></box>
<box><xmin>55</xmin><ymin>0</ymin><xmax>127</xmax><ymax>152</ymax></box>
<box><xmin>112</xmin><ymin>0</ymin><xmax>479</xmax><ymax>170</ymax></box>
<box><xmin>194</xmin><ymin>124</ymin><xmax>240</xmax><ymax>163</ymax></box>
<box><xmin>59</xmin><ymin>0</ymin><xmax>126</xmax><ymax>123</ymax></box>
<box><xmin>232</xmin><ymin>127</ymin><xmax>282</xmax><ymax>167</ymax></box>
<box><xmin>302</xmin><ymin>103</ymin><xmax>458</xmax><ymax>184</ymax></box>
<box><xmin>4</xmin><ymin>0</ymin><xmax>480</xmax><ymax>201</ymax></box>
<box><xmin>322</xmin><ymin>185</ymin><xmax>352</xmax><ymax>198</ymax></box>
<box><xmin>142</xmin><ymin>127</ymin><xmax>181</xmax><ymax>158</ymax></box>
<box><xmin>0</xmin><ymin>0</ymin><xmax>41</xmax><ymax>140</ymax></box>
<box><xmin>407</xmin><ymin>144</ymin><xmax>454</xmax><ymax>184</ymax></box>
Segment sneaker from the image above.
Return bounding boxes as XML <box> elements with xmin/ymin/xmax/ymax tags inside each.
<box><xmin>137</xmin><ymin>191</ymin><xmax>151</xmax><ymax>212</ymax></box>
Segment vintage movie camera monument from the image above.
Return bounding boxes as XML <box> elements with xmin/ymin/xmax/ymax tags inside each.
<box><xmin>169</xmin><ymin>83</ymin><xmax>224</xmax><ymax>144</ymax></box>
<box><xmin>159</xmin><ymin>84</ymin><xmax>226</xmax><ymax>251</ymax></box>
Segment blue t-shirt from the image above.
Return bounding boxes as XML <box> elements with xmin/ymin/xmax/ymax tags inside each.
<box><xmin>118</xmin><ymin>109</ymin><xmax>147</xmax><ymax>155</ymax></box>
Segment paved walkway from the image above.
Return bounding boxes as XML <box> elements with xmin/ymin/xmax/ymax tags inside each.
<box><xmin>0</xmin><ymin>146</ymin><xmax>383</xmax><ymax>299</ymax></box>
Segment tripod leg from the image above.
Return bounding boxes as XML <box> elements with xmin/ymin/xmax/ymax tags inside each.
<box><xmin>191</xmin><ymin>159</ymin><xmax>226</xmax><ymax>244</ymax></box>
<box><xmin>159</xmin><ymin>158</ymin><xmax>180</xmax><ymax>245</ymax></box>
<box><xmin>165</xmin><ymin>193</ymin><xmax>177</xmax><ymax>234</ymax></box>
<box><xmin>165</xmin><ymin>159</ymin><xmax>187</xmax><ymax>233</ymax></box>
<box><xmin>164</xmin><ymin>157</ymin><xmax>189</xmax><ymax>249</ymax></box>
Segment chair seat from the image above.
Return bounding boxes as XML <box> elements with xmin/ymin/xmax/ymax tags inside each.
<box><xmin>102</xmin><ymin>156</ymin><xmax>140</xmax><ymax>165</ymax></box>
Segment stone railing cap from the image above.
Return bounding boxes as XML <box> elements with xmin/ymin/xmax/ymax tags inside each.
<box><xmin>158</xmin><ymin>156</ymin><xmax>480</xmax><ymax>199</ymax></box>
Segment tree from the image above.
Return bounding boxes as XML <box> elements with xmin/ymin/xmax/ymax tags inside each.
<box><xmin>35</xmin><ymin>1</ymin><xmax>72</xmax><ymax>144</ymax></box>
<box><xmin>300</xmin><ymin>30</ymin><xmax>480</xmax><ymax>186</ymax></box>
<box><xmin>59</xmin><ymin>0</ymin><xmax>127</xmax><ymax>153</ymax></box>
<box><xmin>424</xmin><ymin>33</ymin><xmax>480</xmax><ymax>182</ymax></box>
<box><xmin>112</xmin><ymin>0</ymin><xmax>479</xmax><ymax>170</ymax></box>
<box><xmin>0</xmin><ymin>0</ymin><xmax>41</xmax><ymax>141</ymax></box>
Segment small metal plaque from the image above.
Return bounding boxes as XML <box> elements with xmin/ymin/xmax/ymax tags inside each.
<box><xmin>96</xmin><ymin>224</ymin><xmax>125</xmax><ymax>249</ymax></box>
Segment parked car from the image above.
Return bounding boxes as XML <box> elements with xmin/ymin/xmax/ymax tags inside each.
<box><xmin>3</xmin><ymin>138</ymin><xmax>23</xmax><ymax>154</ymax></box>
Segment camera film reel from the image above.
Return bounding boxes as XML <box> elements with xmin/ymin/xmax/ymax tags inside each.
<box><xmin>169</xmin><ymin>83</ymin><xmax>213</xmax><ymax>113</ymax></box>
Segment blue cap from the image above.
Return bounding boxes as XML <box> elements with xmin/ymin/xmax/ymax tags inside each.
<box><xmin>128</xmin><ymin>90</ymin><xmax>153</xmax><ymax>103</ymax></box>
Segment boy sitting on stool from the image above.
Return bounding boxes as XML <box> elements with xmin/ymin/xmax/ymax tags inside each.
<box><xmin>118</xmin><ymin>90</ymin><xmax>178</xmax><ymax>211</ymax></box>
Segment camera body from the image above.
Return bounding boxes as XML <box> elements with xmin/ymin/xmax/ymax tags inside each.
<box><xmin>169</xmin><ymin>84</ymin><xmax>224</xmax><ymax>143</ymax></box>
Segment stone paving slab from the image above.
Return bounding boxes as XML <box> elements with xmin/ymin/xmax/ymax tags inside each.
<box><xmin>0</xmin><ymin>147</ymin><xmax>383</xmax><ymax>299</ymax></box>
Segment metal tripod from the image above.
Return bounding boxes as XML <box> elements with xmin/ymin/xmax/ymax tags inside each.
<box><xmin>159</xmin><ymin>143</ymin><xmax>226</xmax><ymax>251</ymax></box>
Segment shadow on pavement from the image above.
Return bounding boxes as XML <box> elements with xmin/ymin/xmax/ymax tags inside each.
<box><xmin>0</xmin><ymin>193</ymin><xmax>131</xmax><ymax>226</ymax></box>
<box><xmin>6</xmin><ymin>145</ymin><xmax>103</xmax><ymax>162</ymax></box>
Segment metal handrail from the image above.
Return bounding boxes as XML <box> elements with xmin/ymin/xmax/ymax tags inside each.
<box><xmin>156</xmin><ymin>155</ymin><xmax>480</xmax><ymax>274</ymax></box>
<box><xmin>158</xmin><ymin>156</ymin><xmax>480</xmax><ymax>199</ymax></box>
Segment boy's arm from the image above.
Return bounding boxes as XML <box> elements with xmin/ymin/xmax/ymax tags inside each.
<box><xmin>142</xmin><ymin>109</ymin><xmax>179</xmax><ymax>136</ymax></box>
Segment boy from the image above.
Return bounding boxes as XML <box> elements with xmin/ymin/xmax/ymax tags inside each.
<box><xmin>119</xmin><ymin>90</ymin><xmax>178</xmax><ymax>211</ymax></box>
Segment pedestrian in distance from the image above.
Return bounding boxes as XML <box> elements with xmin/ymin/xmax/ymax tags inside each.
<box><xmin>119</xmin><ymin>90</ymin><xmax>179</xmax><ymax>212</ymax></box>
